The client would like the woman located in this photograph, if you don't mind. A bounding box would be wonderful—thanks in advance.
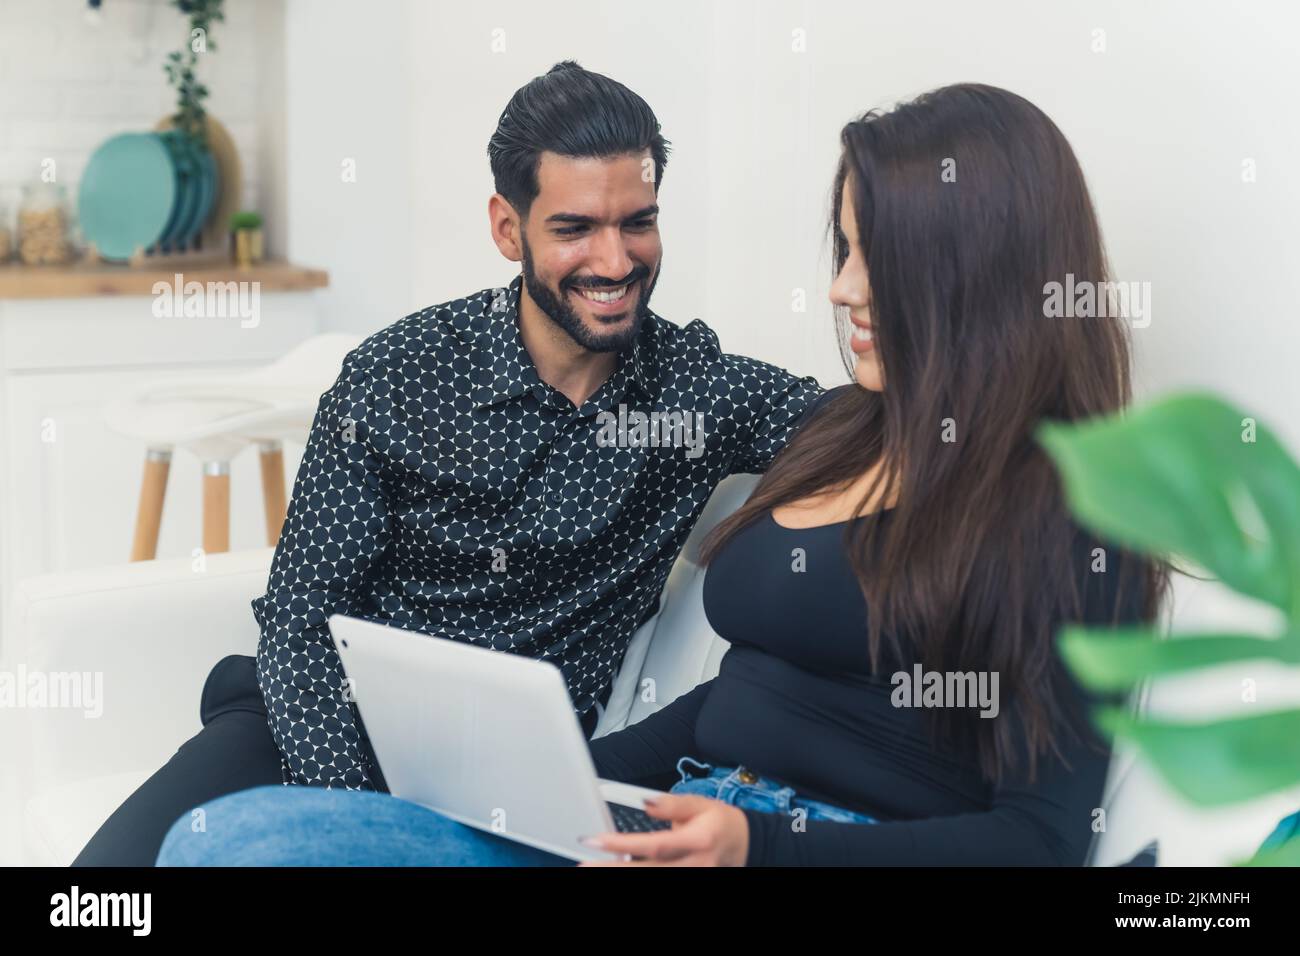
[156,83,1167,867]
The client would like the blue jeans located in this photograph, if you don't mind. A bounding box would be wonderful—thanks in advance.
[155,755,875,866]
[666,756,878,824]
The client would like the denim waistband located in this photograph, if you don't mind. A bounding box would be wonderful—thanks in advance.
[669,755,878,825]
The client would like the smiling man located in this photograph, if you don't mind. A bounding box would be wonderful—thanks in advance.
[508,155,660,355]
[75,61,823,867]
[489,130,664,408]
[486,60,672,418]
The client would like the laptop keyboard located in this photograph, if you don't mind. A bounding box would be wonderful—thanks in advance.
[607,801,672,833]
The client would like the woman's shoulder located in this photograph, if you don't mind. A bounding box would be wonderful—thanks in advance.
[797,382,861,427]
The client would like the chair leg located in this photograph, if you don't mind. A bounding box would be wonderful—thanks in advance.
[130,448,171,561]
[258,440,287,547]
[202,460,231,554]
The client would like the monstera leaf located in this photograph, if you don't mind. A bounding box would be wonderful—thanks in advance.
[1036,391,1300,864]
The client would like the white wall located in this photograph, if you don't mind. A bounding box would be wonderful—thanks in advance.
[281,0,414,333]
[288,0,1299,444]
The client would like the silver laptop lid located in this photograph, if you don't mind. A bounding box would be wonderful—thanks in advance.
[328,613,616,861]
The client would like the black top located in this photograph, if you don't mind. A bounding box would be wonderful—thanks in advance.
[589,387,1144,865]
[253,274,822,790]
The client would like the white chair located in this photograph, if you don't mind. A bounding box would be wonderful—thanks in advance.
[103,333,362,561]
[5,473,1294,866]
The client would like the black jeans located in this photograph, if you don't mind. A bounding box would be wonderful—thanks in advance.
[72,652,611,867]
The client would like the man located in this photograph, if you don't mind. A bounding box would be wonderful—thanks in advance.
[74,60,822,863]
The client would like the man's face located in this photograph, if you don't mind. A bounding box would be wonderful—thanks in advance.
[518,150,662,352]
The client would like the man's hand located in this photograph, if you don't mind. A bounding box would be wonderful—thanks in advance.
[577,794,749,867]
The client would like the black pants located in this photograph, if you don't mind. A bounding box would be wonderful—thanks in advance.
[72,653,610,867]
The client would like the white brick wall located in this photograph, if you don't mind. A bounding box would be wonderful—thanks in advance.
[0,0,276,239]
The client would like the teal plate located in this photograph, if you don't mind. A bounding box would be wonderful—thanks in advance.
[155,131,191,249]
[161,130,200,251]
[202,146,221,240]
[78,132,177,261]
[190,144,217,241]
[174,132,205,248]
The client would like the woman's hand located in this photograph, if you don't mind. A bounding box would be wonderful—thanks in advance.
[577,794,750,866]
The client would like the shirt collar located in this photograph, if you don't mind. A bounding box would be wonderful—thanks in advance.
[471,275,657,411]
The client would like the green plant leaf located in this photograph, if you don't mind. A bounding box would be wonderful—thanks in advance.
[1095,706,1300,806]
[1241,838,1300,866]
[1037,392,1300,613]
[1059,625,1300,690]
[229,210,263,230]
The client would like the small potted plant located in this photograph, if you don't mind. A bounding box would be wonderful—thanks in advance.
[229,210,263,267]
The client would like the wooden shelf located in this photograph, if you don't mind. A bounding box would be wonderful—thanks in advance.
[0,257,329,300]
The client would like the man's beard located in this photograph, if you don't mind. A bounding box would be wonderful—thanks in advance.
[520,234,658,353]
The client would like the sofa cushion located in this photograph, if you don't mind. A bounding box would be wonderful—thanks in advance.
[24,771,150,867]
[591,474,756,737]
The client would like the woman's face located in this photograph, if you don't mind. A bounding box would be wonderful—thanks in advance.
[830,177,883,391]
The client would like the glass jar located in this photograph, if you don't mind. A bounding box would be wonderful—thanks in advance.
[17,181,73,266]
[0,199,12,263]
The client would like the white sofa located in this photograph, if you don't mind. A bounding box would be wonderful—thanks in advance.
[4,474,1295,866]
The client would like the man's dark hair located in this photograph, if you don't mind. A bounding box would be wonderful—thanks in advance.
[487,60,671,218]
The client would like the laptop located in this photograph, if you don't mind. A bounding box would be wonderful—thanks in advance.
[328,613,671,862]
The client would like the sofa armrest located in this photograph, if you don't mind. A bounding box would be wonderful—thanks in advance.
[6,547,274,797]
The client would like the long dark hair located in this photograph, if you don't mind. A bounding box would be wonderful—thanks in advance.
[703,84,1169,785]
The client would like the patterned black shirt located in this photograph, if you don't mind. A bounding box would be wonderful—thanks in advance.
[252,275,823,789]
